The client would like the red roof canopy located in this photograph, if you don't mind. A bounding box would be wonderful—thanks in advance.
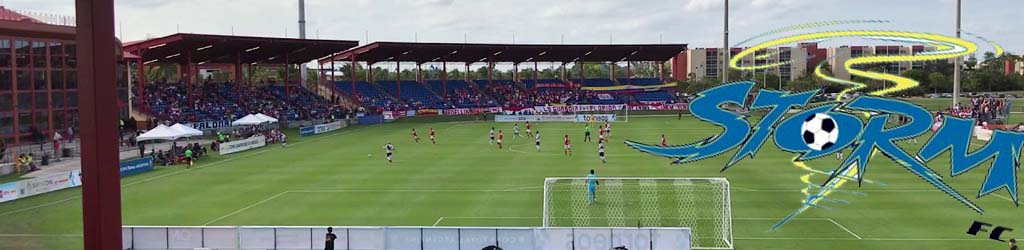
[321,42,687,65]
[122,33,359,65]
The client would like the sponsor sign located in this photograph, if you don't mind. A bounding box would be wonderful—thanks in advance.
[314,121,344,134]
[119,157,155,177]
[383,112,395,120]
[494,115,576,122]
[406,110,417,117]
[441,107,503,115]
[575,114,617,123]
[417,109,440,116]
[220,135,267,155]
[0,182,19,203]
[185,120,231,130]
[299,126,316,136]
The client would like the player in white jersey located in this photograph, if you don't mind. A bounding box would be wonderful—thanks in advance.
[513,123,521,139]
[534,130,542,151]
[384,142,394,163]
[598,140,606,164]
[489,127,495,144]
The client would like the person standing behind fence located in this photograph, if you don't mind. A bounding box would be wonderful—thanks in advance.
[325,227,337,250]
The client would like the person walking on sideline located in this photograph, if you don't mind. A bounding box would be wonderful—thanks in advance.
[325,227,338,250]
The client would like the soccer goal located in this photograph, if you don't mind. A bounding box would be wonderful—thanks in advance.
[542,177,733,249]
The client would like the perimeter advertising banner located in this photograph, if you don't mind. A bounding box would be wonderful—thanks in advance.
[494,115,576,122]
[0,170,83,203]
[219,135,266,155]
[119,157,155,177]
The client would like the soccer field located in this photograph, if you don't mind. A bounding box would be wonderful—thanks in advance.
[0,115,1018,250]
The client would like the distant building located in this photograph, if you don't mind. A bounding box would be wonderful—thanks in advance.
[0,6,131,144]
[826,45,937,81]
[682,46,810,82]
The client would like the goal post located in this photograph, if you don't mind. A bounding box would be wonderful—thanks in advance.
[542,177,733,249]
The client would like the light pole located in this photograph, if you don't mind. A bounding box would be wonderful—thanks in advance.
[953,0,962,106]
[722,0,730,83]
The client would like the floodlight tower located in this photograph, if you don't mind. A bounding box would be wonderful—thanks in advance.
[298,0,308,85]
[952,0,962,106]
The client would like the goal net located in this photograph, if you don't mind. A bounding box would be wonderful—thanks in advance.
[543,177,733,249]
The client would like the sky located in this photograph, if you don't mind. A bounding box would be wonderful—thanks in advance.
[5,0,1022,55]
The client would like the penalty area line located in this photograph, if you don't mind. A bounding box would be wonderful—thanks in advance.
[202,191,290,226]
[827,218,862,239]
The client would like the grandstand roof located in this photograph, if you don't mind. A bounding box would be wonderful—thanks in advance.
[320,42,687,64]
[122,33,359,65]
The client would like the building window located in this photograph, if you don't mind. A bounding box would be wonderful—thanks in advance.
[52,92,64,108]
[64,43,76,69]
[17,112,31,133]
[34,70,46,90]
[32,41,47,68]
[0,70,10,91]
[67,91,77,108]
[34,93,47,109]
[50,42,62,68]
[16,70,30,90]
[14,40,29,68]
[0,94,10,111]
[17,93,30,111]
[0,113,11,136]
[0,40,10,68]
[52,111,64,130]
[35,111,48,132]
[51,70,63,89]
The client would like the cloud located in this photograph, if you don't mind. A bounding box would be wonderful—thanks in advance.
[684,0,723,12]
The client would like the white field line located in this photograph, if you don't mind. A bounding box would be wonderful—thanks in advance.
[735,237,986,241]
[827,218,863,239]
[432,217,446,227]
[0,197,79,217]
[0,234,82,237]
[0,129,362,217]
[202,191,290,226]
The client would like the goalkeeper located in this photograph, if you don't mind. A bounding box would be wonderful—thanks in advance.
[586,169,600,204]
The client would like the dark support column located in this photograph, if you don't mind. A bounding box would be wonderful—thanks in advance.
[659,62,665,82]
[487,60,493,86]
[560,62,567,81]
[234,52,242,106]
[610,61,616,80]
[137,50,146,108]
[513,63,519,83]
[441,61,447,97]
[284,55,290,96]
[533,61,538,88]
[416,63,422,83]
[76,0,123,249]
[185,51,194,107]
[367,63,373,83]
[578,61,584,82]
[465,63,470,83]
[396,62,401,100]
[350,58,357,95]
[626,61,632,85]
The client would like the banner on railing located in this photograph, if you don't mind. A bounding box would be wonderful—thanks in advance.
[120,157,154,177]
[0,170,82,203]
[220,135,266,155]
[441,107,503,116]
[575,114,617,123]
[185,120,231,130]
[495,115,576,122]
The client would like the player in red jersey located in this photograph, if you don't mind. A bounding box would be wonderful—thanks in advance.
[412,128,420,143]
[429,128,436,144]
[563,134,572,156]
[525,121,533,136]
[497,130,504,149]
[661,134,667,146]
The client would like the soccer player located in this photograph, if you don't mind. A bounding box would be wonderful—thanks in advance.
[489,127,496,144]
[280,133,287,148]
[598,130,605,143]
[525,121,533,136]
[412,128,420,143]
[384,142,394,163]
[497,130,504,149]
[429,128,436,144]
[184,147,194,169]
[661,134,667,147]
[598,140,606,164]
[534,130,542,151]
[513,123,521,139]
[586,169,600,204]
[563,134,572,156]
[584,124,592,142]
[604,121,611,138]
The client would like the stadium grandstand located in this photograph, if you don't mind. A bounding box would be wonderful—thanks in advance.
[317,42,687,112]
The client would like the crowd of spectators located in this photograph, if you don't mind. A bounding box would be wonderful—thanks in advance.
[942,96,1012,125]
[137,81,351,124]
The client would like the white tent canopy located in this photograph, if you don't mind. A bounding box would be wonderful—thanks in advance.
[170,123,204,137]
[231,114,267,126]
[255,113,278,123]
[136,124,189,142]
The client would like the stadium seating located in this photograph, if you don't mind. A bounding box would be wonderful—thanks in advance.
[578,78,618,87]
[633,90,677,103]
[425,80,495,108]
[140,82,347,123]
[620,78,664,86]
[378,80,445,109]
[334,81,396,109]
[520,79,563,89]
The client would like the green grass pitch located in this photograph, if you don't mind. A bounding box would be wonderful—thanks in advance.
[0,114,1019,249]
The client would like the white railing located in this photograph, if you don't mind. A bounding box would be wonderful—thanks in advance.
[121,226,692,250]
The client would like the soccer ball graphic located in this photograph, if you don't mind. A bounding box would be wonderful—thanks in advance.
[801,113,839,151]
